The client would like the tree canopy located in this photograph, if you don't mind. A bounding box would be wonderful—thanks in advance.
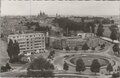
[90,59,101,75]
[113,44,119,54]
[106,63,113,74]
[7,39,20,63]
[52,17,96,35]
[74,46,78,51]
[76,58,86,73]
[7,39,14,59]
[63,62,69,71]
[27,57,54,71]
[27,57,54,77]
[110,30,118,41]
[96,23,104,37]
[82,43,89,51]
[65,46,70,51]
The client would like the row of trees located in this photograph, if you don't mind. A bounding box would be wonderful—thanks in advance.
[96,23,119,42]
[65,43,89,52]
[23,56,113,77]
[25,21,51,32]
[53,17,119,42]
[7,39,20,63]
[52,18,96,36]
[63,59,113,75]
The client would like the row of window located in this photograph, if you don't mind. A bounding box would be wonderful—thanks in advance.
[21,49,45,53]
[19,41,44,44]
[9,34,44,39]
[20,46,45,50]
[19,43,44,47]
[26,37,44,40]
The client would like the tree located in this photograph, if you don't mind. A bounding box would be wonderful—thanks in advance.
[92,47,95,50]
[100,44,105,49]
[112,72,120,78]
[65,46,70,51]
[96,23,104,37]
[110,30,118,42]
[106,63,113,75]
[91,23,96,34]
[7,39,13,59]
[90,59,101,75]
[63,62,69,71]
[82,43,89,52]
[109,24,119,32]
[76,58,86,73]
[74,46,78,51]
[6,63,12,70]
[27,57,54,77]
[113,44,119,55]
[48,50,55,59]
[50,50,55,56]
[12,40,20,60]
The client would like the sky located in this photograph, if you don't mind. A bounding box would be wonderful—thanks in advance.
[1,0,120,16]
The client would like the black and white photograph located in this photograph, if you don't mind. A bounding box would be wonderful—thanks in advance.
[0,0,120,78]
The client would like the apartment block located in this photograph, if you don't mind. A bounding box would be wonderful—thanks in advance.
[8,33,45,54]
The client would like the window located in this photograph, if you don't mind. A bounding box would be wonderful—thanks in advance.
[20,48,26,50]
[19,45,25,47]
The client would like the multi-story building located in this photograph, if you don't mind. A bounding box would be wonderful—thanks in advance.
[61,37,86,50]
[8,33,45,54]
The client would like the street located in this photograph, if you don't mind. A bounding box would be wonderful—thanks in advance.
[0,39,9,66]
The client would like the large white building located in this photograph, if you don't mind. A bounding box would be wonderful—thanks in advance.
[8,33,46,54]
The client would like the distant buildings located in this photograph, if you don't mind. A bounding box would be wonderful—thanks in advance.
[8,33,46,54]
[49,33,94,50]
[62,37,86,50]
[77,33,94,39]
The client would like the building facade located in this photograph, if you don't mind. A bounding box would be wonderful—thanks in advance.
[8,33,45,54]
[61,37,86,50]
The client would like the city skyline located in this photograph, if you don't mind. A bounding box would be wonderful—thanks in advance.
[1,1,120,16]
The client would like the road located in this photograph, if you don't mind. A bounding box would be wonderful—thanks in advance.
[0,39,9,66]
[53,42,120,78]
[0,38,120,77]
[0,39,29,77]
